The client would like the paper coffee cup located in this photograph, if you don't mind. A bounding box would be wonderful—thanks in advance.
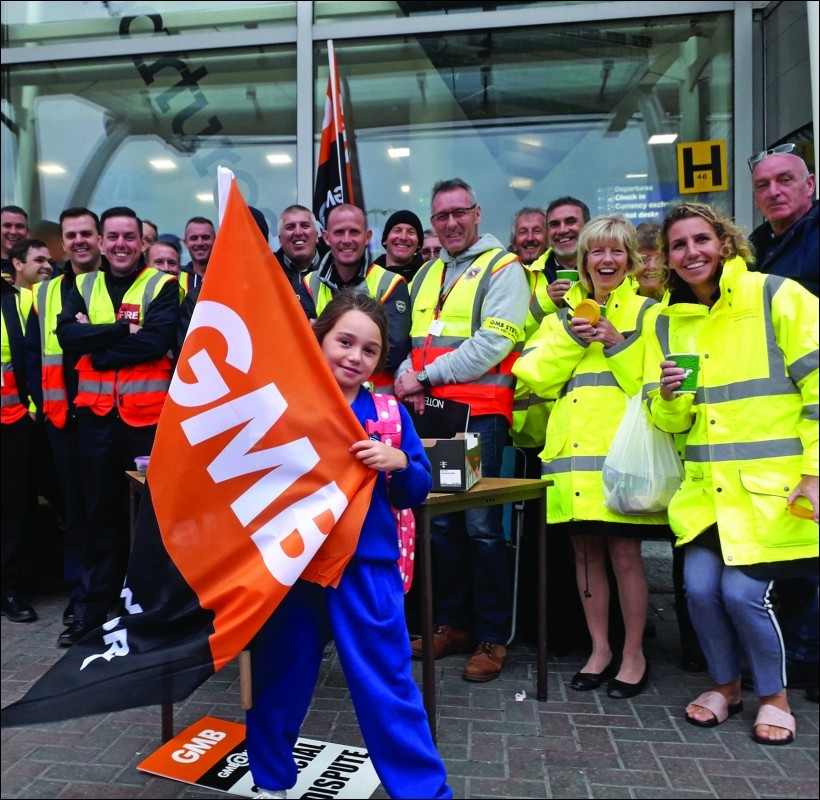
[666,353,700,394]
[556,269,579,283]
[135,456,150,475]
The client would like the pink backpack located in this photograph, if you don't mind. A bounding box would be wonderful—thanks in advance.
[365,393,416,593]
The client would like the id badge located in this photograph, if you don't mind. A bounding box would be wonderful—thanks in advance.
[428,319,445,336]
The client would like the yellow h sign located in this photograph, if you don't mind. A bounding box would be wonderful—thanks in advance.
[677,140,728,194]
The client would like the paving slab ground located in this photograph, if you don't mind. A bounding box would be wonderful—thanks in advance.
[2,582,818,799]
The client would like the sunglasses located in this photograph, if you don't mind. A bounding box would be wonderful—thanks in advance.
[747,143,796,171]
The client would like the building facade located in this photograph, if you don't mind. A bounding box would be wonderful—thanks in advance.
[1,1,816,250]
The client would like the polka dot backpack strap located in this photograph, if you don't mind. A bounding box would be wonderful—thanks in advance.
[365,393,416,593]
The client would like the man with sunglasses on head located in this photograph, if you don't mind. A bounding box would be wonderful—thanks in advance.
[748,144,819,705]
[749,143,818,296]
[394,177,529,682]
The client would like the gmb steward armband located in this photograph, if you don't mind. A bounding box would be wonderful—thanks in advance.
[483,316,522,342]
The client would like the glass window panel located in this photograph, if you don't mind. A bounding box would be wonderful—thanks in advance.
[319,13,733,254]
[2,1,296,49]
[2,45,297,242]
[314,1,595,24]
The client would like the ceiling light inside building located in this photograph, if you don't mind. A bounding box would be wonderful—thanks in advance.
[266,153,292,165]
[150,159,177,170]
[38,163,66,175]
[648,134,678,145]
[510,177,533,190]
[625,173,648,179]
[196,192,213,203]
[400,184,410,193]
[388,147,410,158]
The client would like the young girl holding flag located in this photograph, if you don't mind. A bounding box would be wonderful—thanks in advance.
[247,290,451,799]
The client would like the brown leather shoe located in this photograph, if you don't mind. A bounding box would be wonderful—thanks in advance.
[462,642,506,682]
[410,624,471,660]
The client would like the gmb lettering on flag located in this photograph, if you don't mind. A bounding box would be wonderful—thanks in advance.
[1,179,376,727]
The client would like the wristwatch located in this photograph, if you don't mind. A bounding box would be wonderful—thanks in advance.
[417,369,432,390]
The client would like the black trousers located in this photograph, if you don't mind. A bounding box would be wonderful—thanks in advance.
[74,413,156,626]
[1,415,37,593]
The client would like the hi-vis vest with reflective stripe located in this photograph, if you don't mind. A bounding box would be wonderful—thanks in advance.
[305,263,405,387]
[409,248,522,421]
[1,287,31,424]
[646,256,819,565]
[74,268,174,427]
[33,277,69,428]
[304,262,404,315]
[511,250,561,447]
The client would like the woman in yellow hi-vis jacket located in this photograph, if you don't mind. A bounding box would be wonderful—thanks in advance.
[514,215,664,700]
[646,203,818,746]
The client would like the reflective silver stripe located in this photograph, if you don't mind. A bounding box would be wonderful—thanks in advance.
[804,403,819,421]
[374,270,399,300]
[42,389,67,401]
[701,375,797,404]
[542,455,607,474]
[119,379,171,395]
[528,394,549,408]
[470,250,507,333]
[77,378,114,393]
[1,363,13,373]
[684,438,804,463]
[529,293,546,324]
[468,372,516,389]
[559,371,621,397]
[513,398,529,412]
[141,271,166,319]
[789,349,819,384]
[409,258,438,305]
[42,354,62,366]
[1,393,22,407]
[79,272,97,308]
[655,313,671,356]
[36,280,50,346]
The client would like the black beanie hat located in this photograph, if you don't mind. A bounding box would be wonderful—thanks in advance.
[248,206,270,243]
[381,210,424,249]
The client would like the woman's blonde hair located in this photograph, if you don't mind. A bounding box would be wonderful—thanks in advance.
[658,203,753,292]
[576,215,642,293]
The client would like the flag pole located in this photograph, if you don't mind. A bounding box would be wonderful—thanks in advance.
[327,40,346,202]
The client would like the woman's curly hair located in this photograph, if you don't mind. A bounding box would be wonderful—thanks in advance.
[658,203,753,292]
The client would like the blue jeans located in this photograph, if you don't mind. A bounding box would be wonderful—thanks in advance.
[684,546,786,696]
[431,414,511,644]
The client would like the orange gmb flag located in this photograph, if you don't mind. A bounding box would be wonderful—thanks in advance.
[150,179,376,670]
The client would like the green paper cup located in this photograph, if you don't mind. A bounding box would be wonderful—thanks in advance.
[556,269,579,283]
[667,353,700,394]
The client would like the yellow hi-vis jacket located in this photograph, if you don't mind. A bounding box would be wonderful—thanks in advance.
[510,249,561,448]
[513,278,664,524]
[643,256,819,565]
[1,287,32,424]
[32,277,69,428]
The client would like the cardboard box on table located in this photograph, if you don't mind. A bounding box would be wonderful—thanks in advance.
[406,395,482,492]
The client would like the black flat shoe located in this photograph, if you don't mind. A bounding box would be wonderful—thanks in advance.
[1,592,37,623]
[62,598,77,626]
[58,620,93,647]
[571,661,617,691]
[607,662,650,699]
